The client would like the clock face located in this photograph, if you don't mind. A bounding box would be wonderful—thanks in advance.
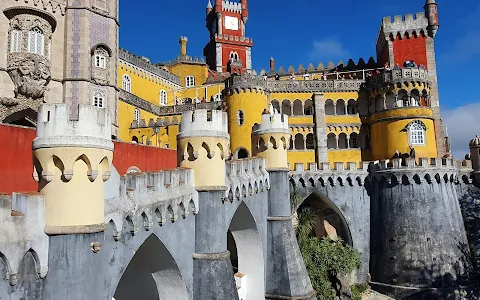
[225,16,239,31]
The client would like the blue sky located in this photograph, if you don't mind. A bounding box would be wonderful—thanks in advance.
[119,0,480,158]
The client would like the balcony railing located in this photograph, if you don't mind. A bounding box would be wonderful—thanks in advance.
[367,68,429,88]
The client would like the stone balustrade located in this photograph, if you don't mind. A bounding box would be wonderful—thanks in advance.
[104,168,198,239]
[225,158,270,201]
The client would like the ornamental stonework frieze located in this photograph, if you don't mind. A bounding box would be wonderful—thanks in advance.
[7,52,51,104]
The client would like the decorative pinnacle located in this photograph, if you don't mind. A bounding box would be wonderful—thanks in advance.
[207,0,212,8]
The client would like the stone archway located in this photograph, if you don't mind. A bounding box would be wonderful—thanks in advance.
[113,234,188,300]
[296,191,353,246]
[227,202,265,300]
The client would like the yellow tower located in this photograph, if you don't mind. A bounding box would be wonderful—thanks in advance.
[224,75,269,159]
[252,112,291,170]
[33,104,113,235]
[368,68,438,160]
[177,109,230,189]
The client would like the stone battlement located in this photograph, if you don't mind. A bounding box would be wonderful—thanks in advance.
[367,68,429,89]
[119,49,181,85]
[253,113,289,135]
[33,104,113,151]
[178,109,229,139]
[222,0,242,13]
[215,34,252,45]
[225,158,270,200]
[0,193,48,285]
[105,168,198,239]
[382,12,428,35]
[12,0,66,15]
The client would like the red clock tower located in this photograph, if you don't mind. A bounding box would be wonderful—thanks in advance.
[204,0,253,75]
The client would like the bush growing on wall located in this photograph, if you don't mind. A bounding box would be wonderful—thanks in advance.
[295,206,362,299]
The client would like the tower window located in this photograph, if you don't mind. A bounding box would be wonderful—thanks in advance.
[28,27,44,55]
[160,90,168,105]
[10,29,22,53]
[93,91,105,108]
[134,108,140,122]
[409,121,426,145]
[94,48,108,69]
[185,75,195,87]
[122,74,132,92]
[236,110,245,126]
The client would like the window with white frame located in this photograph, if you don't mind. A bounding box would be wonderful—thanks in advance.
[409,121,425,145]
[185,75,195,87]
[134,108,140,122]
[93,91,105,108]
[160,90,167,106]
[94,47,108,69]
[122,74,132,92]
[28,27,44,55]
[10,29,22,53]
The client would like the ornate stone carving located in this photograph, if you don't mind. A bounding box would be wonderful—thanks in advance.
[7,52,51,102]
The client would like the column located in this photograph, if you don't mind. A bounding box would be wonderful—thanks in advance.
[312,93,328,162]
[265,171,316,300]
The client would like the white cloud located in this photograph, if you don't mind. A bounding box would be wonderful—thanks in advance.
[308,39,349,62]
[442,103,480,159]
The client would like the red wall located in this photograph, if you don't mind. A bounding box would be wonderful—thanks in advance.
[0,124,177,194]
[392,35,428,68]
[113,141,177,175]
[222,43,246,68]
[0,124,37,194]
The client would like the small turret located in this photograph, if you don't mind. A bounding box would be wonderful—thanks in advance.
[33,104,113,235]
[241,0,248,23]
[269,57,275,75]
[179,36,188,57]
[424,0,439,37]
[177,110,230,189]
[469,135,480,173]
[252,113,290,170]
[206,0,213,16]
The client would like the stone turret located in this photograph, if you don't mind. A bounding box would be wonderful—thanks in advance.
[469,135,480,173]
[33,104,113,235]
[369,157,474,298]
[252,113,290,170]
[177,109,230,190]
[424,0,439,37]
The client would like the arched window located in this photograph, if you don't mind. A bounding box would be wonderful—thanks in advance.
[230,52,239,61]
[409,121,426,145]
[28,27,44,55]
[282,100,291,116]
[350,133,358,148]
[336,99,346,115]
[347,99,357,115]
[134,108,140,122]
[327,133,337,149]
[93,91,105,108]
[185,75,195,87]
[293,99,303,115]
[338,133,348,149]
[10,29,22,53]
[160,90,167,106]
[306,133,315,149]
[304,99,314,115]
[236,110,245,126]
[325,99,335,115]
[294,133,305,150]
[94,47,108,69]
[122,74,132,92]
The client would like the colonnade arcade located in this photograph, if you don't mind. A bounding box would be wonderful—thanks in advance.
[369,88,429,113]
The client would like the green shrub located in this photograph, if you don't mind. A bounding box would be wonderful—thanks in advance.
[352,283,369,300]
[295,207,362,299]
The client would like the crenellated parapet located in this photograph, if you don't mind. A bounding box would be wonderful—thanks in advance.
[367,68,430,92]
[33,104,113,234]
[371,157,459,185]
[252,113,290,170]
[224,74,364,95]
[289,161,371,188]
[12,0,66,15]
[0,193,48,285]
[104,168,198,240]
[225,158,270,201]
[177,109,230,189]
